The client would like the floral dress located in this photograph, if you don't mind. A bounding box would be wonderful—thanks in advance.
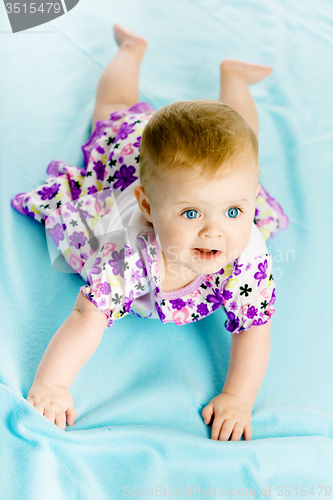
[11,102,289,333]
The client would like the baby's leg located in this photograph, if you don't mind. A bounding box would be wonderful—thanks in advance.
[219,60,272,136]
[91,23,148,131]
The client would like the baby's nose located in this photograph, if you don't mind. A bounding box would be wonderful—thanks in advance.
[199,221,223,239]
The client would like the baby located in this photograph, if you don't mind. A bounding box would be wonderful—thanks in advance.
[11,23,288,440]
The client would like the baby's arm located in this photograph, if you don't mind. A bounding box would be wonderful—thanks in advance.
[202,320,271,441]
[27,292,108,430]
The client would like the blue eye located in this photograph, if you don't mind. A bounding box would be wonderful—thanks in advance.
[226,207,240,218]
[182,209,199,219]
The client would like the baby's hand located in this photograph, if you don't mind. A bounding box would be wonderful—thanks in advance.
[26,382,77,431]
[202,392,252,441]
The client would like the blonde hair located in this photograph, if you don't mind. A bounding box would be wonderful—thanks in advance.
[139,99,259,203]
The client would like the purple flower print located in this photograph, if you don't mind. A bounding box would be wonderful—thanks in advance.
[113,165,138,192]
[99,297,107,308]
[229,301,238,311]
[115,122,135,141]
[88,186,98,195]
[100,282,111,295]
[254,259,268,286]
[252,318,265,327]
[130,269,141,284]
[46,161,61,176]
[170,298,187,310]
[38,183,61,200]
[255,208,259,217]
[80,252,88,261]
[118,156,124,164]
[269,288,276,306]
[233,262,243,276]
[81,166,87,177]
[49,223,66,246]
[206,288,223,312]
[110,110,126,121]
[133,136,141,148]
[135,257,147,278]
[96,145,105,155]
[23,206,35,219]
[93,160,106,181]
[186,298,195,309]
[125,246,135,257]
[108,249,125,278]
[67,203,78,213]
[245,262,252,271]
[124,290,134,313]
[222,289,233,301]
[135,257,147,277]
[69,179,81,200]
[225,311,240,333]
[197,303,209,317]
[246,306,258,319]
[91,257,102,275]
[92,188,110,201]
[87,257,102,285]
[69,231,88,249]
[155,301,165,321]
[79,209,92,221]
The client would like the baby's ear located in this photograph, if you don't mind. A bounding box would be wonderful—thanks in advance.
[133,185,141,203]
[133,185,152,222]
[256,183,261,196]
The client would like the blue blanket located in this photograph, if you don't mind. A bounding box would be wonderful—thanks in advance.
[1,0,333,497]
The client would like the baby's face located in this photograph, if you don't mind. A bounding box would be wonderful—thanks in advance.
[134,156,260,279]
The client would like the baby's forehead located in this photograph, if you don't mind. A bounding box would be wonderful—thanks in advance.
[159,159,257,186]
[152,164,257,206]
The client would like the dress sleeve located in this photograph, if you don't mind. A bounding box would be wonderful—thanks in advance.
[222,253,276,334]
[80,241,149,328]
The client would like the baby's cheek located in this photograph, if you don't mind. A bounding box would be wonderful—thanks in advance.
[229,233,250,260]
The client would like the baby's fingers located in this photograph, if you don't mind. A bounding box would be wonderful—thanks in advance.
[44,407,57,426]
[243,423,252,441]
[218,418,236,441]
[65,405,77,427]
[31,400,46,416]
[211,415,224,440]
[41,407,67,431]
[229,422,246,441]
[26,397,46,418]
[202,403,214,425]
[55,412,67,431]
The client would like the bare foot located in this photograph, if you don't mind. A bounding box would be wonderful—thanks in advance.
[113,23,148,51]
[220,59,272,85]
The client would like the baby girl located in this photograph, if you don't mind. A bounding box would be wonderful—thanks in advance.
[11,23,288,440]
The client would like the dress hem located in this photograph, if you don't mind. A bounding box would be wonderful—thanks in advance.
[79,289,114,328]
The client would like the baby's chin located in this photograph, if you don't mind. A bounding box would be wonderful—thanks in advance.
[183,249,243,275]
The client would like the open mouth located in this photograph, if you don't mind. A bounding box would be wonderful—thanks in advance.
[192,248,222,259]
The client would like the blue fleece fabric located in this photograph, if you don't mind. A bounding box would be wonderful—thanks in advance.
[1,0,333,498]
